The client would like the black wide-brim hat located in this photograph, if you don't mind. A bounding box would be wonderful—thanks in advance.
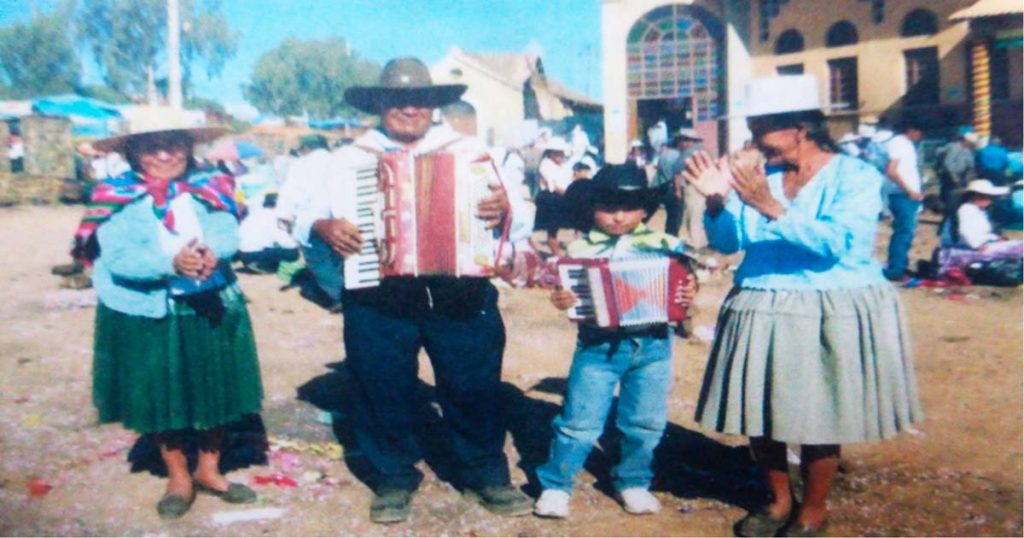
[345,57,467,114]
[566,164,660,226]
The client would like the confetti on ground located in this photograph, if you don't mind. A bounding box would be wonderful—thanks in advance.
[253,473,298,488]
[27,479,53,498]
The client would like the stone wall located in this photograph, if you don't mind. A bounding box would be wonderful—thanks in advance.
[0,172,63,206]
[22,115,73,178]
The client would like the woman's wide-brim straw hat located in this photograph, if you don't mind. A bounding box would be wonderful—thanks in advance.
[345,57,467,114]
[730,75,826,120]
[960,179,1010,197]
[92,106,227,153]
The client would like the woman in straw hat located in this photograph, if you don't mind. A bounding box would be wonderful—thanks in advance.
[683,76,921,537]
[73,107,263,519]
[936,178,1023,278]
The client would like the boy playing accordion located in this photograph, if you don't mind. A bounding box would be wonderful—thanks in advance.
[534,164,697,518]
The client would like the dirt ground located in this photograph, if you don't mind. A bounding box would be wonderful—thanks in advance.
[0,205,1021,536]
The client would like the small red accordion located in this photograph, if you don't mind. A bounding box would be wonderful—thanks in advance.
[557,255,691,328]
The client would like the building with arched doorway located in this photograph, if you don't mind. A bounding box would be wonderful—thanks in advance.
[603,0,750,161]
[602,0,1019,161]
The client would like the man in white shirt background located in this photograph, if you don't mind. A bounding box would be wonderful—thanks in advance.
[882,118,925,281]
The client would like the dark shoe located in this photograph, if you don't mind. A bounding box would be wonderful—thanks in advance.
[156,492,195,519]
[782,521,829,537]
[195,481,257,504]
[463,484,532,516]
[370,488,414,524]
[735,509,791,537]
[51,261,83,276]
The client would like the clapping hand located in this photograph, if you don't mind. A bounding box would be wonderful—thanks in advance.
[196,244,217,280]
[477,183,510,230]
[682,151,733,198]
[730,159,784,219]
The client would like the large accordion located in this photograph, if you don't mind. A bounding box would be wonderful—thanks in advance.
[344,151,507,289]
[557,255,691,328]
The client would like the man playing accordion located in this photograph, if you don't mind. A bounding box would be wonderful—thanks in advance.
[291,57,531,524]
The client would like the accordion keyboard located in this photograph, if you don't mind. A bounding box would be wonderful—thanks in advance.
[346,163,382,289]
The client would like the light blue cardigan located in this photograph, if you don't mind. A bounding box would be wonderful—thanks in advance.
[704,154,889,290]
[92,195,240,318]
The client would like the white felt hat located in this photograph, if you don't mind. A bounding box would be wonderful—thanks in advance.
[737,75,824,118]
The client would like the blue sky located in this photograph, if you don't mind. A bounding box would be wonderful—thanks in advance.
[0,0,603,110]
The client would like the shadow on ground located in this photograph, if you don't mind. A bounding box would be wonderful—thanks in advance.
[291,362,766,512]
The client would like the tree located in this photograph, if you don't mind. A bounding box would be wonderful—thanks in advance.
[244,38,380,119]
[77,0,238,100]
[0,12,81,98]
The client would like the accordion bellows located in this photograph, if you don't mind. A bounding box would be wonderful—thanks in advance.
[344,151,506,289]
[558,255,690,328]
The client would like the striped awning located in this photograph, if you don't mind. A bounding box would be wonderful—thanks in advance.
[950,0,1024,21]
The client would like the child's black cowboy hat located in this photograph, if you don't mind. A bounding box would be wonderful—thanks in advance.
[565,164,660,230]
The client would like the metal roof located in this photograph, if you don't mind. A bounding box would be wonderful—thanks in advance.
[950,0,1024,21]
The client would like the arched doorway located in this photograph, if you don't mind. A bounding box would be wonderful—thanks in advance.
[626,4,724,155]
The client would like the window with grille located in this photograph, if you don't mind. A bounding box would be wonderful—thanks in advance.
[904,47,939,105]
[828,57,859,110]
[626,5,723,121]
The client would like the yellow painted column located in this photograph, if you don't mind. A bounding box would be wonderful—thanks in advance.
[971,39,992,137]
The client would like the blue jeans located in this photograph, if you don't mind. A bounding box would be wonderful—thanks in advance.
[536,328,673,493]
[885,192,922,280]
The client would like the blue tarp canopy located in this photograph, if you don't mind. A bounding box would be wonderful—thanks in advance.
[32,94,123,138]
[308,118,364,130]
[32,94,122,119]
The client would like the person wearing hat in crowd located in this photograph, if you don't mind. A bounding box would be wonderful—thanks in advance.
[627,139,647,169]
[652,127,702,238]
[935,128,977,214]
[291,57,530,523]
[936,179,1023,278]
[882,117,926,281]
[276,134,341,308]
[72,107,263,519]
[534,164,697,519]
[684,75,921,537]
[534,136,574,257]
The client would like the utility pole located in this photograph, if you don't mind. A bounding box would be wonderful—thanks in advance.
[167,0,183,109]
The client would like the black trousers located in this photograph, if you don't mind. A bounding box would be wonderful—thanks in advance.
[341,278,511,491]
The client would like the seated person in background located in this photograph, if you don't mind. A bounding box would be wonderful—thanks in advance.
[937,179,1023,277]
[238,193,300,273]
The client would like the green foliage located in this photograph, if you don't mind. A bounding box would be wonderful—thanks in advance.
[186,95,225,114]
[244,37,380,119]
[0,12,81,98]
[76,85,130,104]
[77,0,238,99]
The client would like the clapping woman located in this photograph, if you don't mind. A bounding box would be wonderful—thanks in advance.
[683,77,922,536]
[74,109,263,519]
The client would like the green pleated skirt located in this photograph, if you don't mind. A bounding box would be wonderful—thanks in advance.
[695,283,922,445]
[93,285,264,434]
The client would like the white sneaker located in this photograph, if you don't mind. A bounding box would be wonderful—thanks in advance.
[533,489,570,518]
[618,488,661,515]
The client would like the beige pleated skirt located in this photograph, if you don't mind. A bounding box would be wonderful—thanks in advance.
[695,283,922,445]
